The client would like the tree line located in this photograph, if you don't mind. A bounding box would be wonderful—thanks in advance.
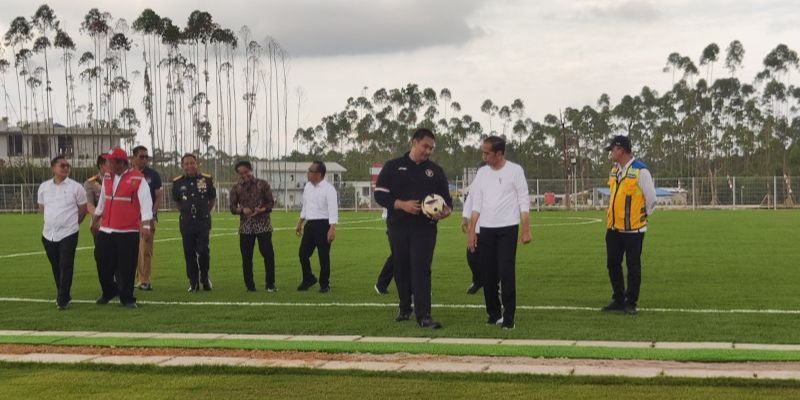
[296,41,800,185]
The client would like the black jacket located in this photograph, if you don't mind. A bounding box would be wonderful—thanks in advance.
[374,152,452,226]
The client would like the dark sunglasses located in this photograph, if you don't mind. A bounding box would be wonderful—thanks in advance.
[57,163,71,169]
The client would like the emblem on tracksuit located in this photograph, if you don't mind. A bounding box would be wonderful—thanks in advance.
[425,169,433,177]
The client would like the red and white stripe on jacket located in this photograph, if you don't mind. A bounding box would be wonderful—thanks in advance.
[100,169,145,231]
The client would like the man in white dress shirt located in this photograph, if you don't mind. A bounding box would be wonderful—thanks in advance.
[91,147,153,309]
[295,161,339,293]
[467,136,532,330]
[38,156,88,310]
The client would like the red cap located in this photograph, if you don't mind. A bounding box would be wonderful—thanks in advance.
[102,147,129,161]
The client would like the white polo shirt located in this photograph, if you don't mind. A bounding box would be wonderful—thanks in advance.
[37,177,87,241]
[470,160,530,228]
[300,179,339,224]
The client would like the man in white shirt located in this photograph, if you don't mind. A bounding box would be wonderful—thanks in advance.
[295,161,338,293]
[91,147,153,309]
[38,156,88,310]
[602,135,657,315]
[467,136,532,330]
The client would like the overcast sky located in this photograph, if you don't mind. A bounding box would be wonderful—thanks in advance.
[2,0,799,152]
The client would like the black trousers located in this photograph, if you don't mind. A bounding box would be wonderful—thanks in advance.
[376,230,394,289]
[182,227,211,286]
[388,222,436,320]
[240,231,275,289]
[299,220,331,287]
[479,225,519,324]
[376,255,394,289]
[96,231,140,305]
[466,243,482,285]
[606,229,645,306]
[93,236,104,286]
[42,232,79,306]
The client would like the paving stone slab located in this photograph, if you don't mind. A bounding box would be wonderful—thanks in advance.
[574,340,653,348]
[734,343,800,351]
[500,339,576,347]
[238,359,276,367]
[89,332,160,339]
[429,338,503,345]
[653,342,733,349]
[401,361,488,373]
[486,364,574,375]
[90,356,172,365]
[287,335,361,342]
[0,354,23,361]
[266,359,327,368]
[28,331,98,337]
[0,330,36,336]
[573,366,663,378]
[160,356,245,366]
[16,353,98,363]
[756,371,800,380]
[223,334,293,341]
[662,368,757,379]
[153,333,227,340]
[320,361,404,372]
[358,336,431,344]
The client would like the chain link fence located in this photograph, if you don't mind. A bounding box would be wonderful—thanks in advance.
[3,176,798,213]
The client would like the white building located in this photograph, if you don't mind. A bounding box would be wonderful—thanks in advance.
[0,118,135,167]
[250,160,347,207]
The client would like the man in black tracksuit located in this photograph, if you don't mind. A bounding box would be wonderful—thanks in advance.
[374,128,453,329]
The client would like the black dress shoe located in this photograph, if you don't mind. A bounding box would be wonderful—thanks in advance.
[319,285,330,293]
[601,301,626,313]
[417,317,443,329]
[466,283,482,295]
[297,277,318,291]
[96,295,113,305]
[395,310,412,322]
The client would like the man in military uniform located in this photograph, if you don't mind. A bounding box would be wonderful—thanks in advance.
[172,153,216,292]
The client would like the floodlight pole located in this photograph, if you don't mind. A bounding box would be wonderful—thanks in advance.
[559,110,570,210]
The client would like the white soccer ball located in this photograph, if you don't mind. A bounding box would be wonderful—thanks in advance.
[422,194,446,218]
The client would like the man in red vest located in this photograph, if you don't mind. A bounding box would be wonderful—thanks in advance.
[91,147,153,309]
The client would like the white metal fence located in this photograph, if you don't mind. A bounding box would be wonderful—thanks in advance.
[2,176,797,213]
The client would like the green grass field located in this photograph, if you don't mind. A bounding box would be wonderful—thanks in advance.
[2,363,800,400]
[2,209,800,345]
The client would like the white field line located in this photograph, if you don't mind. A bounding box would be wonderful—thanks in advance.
[1,297,799,315]
[0,217,600,259]
[0,219,382,259]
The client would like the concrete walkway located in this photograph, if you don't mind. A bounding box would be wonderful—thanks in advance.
[2,329,800,380]
[2,329,800,351]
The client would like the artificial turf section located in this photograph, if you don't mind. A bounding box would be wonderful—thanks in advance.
[1,209,799,346]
